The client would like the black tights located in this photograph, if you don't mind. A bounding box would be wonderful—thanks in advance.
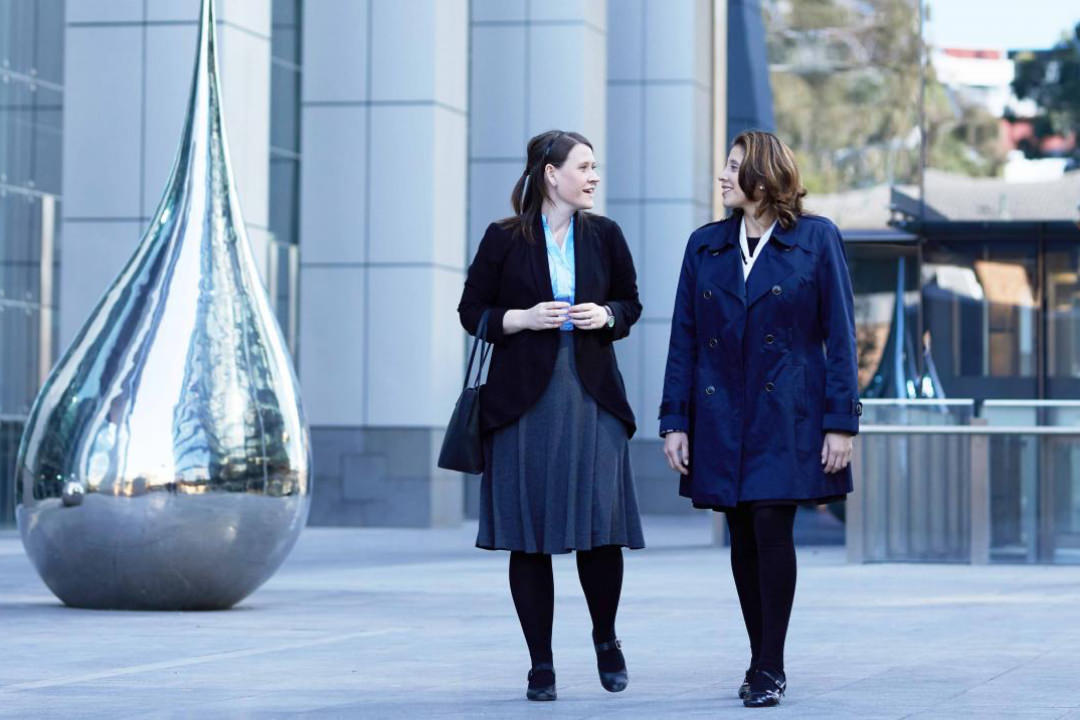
[508,546,623,668]
[724,504,797,674]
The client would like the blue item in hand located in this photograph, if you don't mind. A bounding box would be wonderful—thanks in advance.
[555,294,574,331]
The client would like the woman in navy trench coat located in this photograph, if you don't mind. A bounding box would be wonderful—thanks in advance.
[659,131,861,708]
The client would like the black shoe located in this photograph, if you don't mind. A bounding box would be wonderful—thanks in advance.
[743,668,786,708]
[593,639,628,693]
[738,666,755,700]
[526,663,556,701]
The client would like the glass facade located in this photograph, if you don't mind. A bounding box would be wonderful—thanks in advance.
[0,0,64,526]
[848,222,1079,402]
[760,2,1080,562]
[1047,238,1080,397]
[847,241,923,398]
[757,0,1080,401]
[762,0,923,230]
[762,1,1080,229]
[846,222,1080,402]
[269,0,301,358]
[922,230,1041,397]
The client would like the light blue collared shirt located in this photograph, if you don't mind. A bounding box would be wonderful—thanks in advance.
[542,215,575,330]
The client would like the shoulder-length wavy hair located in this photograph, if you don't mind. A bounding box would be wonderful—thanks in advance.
[730,130,807,230]
[499,130,593,244]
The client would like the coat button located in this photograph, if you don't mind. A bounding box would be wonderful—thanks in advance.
[708,338,718,348]
[771,285,782,296]
[705,385,715,396]
[764,334,775,344]
[703,289,712,300]
[764,382,775,392]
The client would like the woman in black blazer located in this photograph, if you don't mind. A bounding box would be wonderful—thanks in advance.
[458,130,644,702]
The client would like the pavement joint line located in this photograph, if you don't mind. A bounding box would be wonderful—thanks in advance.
[0,627,407,693]
[938,647,1055,704]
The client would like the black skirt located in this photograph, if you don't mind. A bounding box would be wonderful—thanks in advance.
[476,333,646,554]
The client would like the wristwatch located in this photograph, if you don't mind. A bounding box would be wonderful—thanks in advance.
[604,305,615,328]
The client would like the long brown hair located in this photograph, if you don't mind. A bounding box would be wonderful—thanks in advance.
[730,130,807,230]
[500,130,593,244]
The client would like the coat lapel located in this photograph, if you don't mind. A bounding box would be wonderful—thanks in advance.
[701,221,747,349]
[745,223,799,308]
[704,221,744,304]
[571,213,594,303]
[712,245,745,303]
[528,214,554,302]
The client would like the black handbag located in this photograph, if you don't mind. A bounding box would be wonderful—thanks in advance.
[437,309,492,474]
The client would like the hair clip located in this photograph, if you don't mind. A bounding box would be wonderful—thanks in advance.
[540,132,563,162]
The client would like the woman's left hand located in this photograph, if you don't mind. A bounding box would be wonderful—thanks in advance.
[821,432,853,474]
[568,303,608,330]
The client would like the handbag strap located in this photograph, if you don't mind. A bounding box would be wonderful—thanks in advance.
[463,309,493,391]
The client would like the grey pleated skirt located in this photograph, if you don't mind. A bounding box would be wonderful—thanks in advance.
[477,332,646,555]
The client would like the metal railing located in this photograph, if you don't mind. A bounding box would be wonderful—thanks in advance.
[849,399,1080,565]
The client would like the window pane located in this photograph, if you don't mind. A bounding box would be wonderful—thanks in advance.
[921,238,1040,396]
[0,0,63,526]
[271,0,300,66]
[269,156,298,247]
[1047,237,1080,397]
[0,299,40,415]
[0,192,44,303]
[270,65,299,154]
[848,243,923,397]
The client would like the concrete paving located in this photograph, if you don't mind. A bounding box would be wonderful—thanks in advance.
[2,513,1080,719]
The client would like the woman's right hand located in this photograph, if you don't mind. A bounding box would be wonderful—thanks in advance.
[663,432,690,475]
[505,301,571,333]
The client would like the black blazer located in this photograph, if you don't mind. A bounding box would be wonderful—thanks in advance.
[457,213,642,437]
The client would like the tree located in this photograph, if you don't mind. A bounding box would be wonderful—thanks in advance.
[764,0,1010,195]
[1011,22,1080,162]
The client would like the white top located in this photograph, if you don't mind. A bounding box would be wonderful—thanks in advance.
[739,216,778,283]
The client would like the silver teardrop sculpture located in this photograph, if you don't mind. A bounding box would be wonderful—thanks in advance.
[14,0,311,610]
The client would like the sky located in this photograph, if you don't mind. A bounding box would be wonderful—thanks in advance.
[926,0,1080,51]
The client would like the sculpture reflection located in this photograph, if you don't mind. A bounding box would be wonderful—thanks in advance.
[14,0,311,610]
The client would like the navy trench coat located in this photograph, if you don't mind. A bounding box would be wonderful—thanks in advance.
[659,213,861,509]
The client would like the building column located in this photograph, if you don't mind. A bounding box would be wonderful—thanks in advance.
[299,0,468,527]
[606,0,718,512]
[464,0,608,515]
[60,2,273,347]
[468,0,608,251]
